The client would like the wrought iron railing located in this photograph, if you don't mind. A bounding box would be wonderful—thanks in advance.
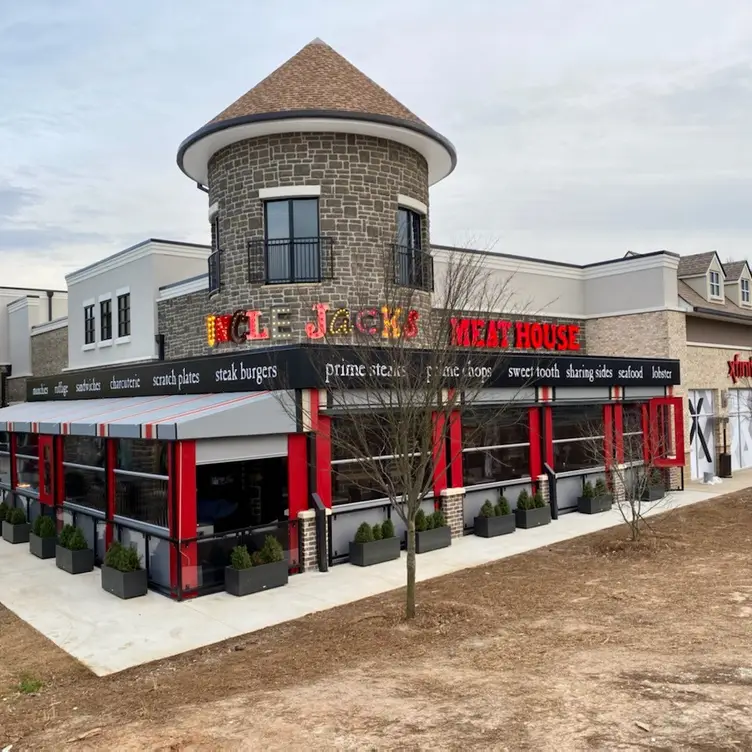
[248,236,334,284]
[207,250,221,293]
[393,244,434,291]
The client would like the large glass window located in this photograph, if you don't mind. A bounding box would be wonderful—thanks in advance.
[14,432,39,494]
[552,404,604,472]
[100,298,112,341]
[63,435,106,511]
[117,293,130,338]
[114,439,169,527]
[397,208,422,249]
[0,431,10,488]
[84,304,95,344]
[622,403,645,463]
[264,198,320,283]
[330,415,429,504]
[462,408,530,485]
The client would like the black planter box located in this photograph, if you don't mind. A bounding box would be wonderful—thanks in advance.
[415,526,452,554]
[515,505,552,530]
[577,494,613,515]
[349,536,401,567]
[642,485,666,501]
[225,559,289,597]
[2,521,30,544]
[56,545,95,575]
[29,532,56,559]
[474,514,516,538]
[101,565,148,599]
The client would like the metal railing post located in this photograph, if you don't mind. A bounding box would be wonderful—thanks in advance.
[543,462,558,520]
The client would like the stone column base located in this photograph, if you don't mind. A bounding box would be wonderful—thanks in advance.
[439,487,465,538]
[298,508,331,572]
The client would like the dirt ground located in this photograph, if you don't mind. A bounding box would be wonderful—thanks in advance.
[1,492,751,751]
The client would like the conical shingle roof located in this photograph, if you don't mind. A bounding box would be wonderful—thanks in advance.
[177,38,456,186]
[208,39,425,127]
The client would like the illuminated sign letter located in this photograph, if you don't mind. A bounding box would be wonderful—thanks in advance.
[381,307,402,339]
[328,308,352,335]
[355,308,378,335]
[246,310,269,340]
[305,303,329,340]
[403,310,419,338]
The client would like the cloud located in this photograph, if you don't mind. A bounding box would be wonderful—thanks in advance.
[2,0,752,286]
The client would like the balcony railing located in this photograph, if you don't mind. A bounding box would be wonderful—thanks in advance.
[393,244,434,291]
[207,250,221,293]
[248,237,334,284]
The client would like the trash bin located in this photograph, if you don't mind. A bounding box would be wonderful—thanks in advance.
[718,452,732,478]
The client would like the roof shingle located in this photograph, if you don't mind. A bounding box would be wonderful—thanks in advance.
[208,38,425,127]
[677,251,717,278]
[723,261,748,281]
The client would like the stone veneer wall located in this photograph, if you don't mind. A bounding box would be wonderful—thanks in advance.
[31,326,68,377]
[158,132,432,361]
[586,310,690,466]
[4,326,68,405]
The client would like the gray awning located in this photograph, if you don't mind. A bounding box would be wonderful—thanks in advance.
[0,392,295,440]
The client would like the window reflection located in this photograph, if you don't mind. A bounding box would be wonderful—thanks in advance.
[116,439,168,476]
[16,457,39,494]
[63,436,106,468]
[64,466,106,512]
[115,475,168,527]
[552,404,604,472]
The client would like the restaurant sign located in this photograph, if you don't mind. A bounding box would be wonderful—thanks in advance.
[206,303,419,348]
[26,346,681,402]
[728,353,752,384]
[450,318,581,351]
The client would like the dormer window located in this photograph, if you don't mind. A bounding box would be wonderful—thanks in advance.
[709,270,722,299]
[742,278,750,305]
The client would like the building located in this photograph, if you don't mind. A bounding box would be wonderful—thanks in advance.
[6,38,740,601]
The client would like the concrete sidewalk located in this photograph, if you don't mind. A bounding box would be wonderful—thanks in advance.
[0,483,737,676]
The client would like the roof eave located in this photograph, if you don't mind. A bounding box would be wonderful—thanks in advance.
[177,109,457,187]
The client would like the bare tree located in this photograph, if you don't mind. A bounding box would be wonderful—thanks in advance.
[297,243,530,619]
[578,408,673,542]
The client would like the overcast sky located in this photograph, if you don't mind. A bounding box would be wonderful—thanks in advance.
[2,1,752,288]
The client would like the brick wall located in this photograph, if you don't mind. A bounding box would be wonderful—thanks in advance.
[158,132,432,360]
[31,326,68,377]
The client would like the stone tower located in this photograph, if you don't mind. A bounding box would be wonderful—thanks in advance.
[163,39,456,358]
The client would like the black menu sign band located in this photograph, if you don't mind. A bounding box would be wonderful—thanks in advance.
[25,345,681,402]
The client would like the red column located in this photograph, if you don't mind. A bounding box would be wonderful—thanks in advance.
[432,412,448,498]
[543,406,554,468]
[528,407,542,483]
[37,435,54,506]
[170,440,197,598]
[604,404,614,471]
[613,403,624,464]
[448,410,463,488]
[105,439,117,549]
[54,436,64,530]
[310,390,332,508]
[287,433,307,563]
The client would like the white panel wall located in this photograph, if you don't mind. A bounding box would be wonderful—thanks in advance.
[432,247,679,319]
[66,241,209,371]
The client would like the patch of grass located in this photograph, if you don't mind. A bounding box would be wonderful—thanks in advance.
[18,674,43,694]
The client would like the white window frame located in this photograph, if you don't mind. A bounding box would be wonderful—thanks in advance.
[741,278,750,306]
[82,298,96,350]
[709,270,722,299]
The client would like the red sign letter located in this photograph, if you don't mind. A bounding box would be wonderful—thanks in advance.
[305,303,329,340]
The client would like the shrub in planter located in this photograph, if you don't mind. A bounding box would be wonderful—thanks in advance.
[56,524,94,574]
[29,515,57,559]
[642,469,666,501]
[578,479,613,515]
[0,501,9,527]
[415,509,451,554]
[515,489,551,529]
[350,519,400,567]
[101,541,148,599]
[474,497,516,538]
[2,506,30,544]
[225,535,288,597]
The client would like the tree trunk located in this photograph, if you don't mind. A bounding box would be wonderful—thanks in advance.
[405,517,416,620]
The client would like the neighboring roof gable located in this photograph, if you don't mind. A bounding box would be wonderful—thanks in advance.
[208,38,425,127]
[723,260,750,281]
[677,251,722,278]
